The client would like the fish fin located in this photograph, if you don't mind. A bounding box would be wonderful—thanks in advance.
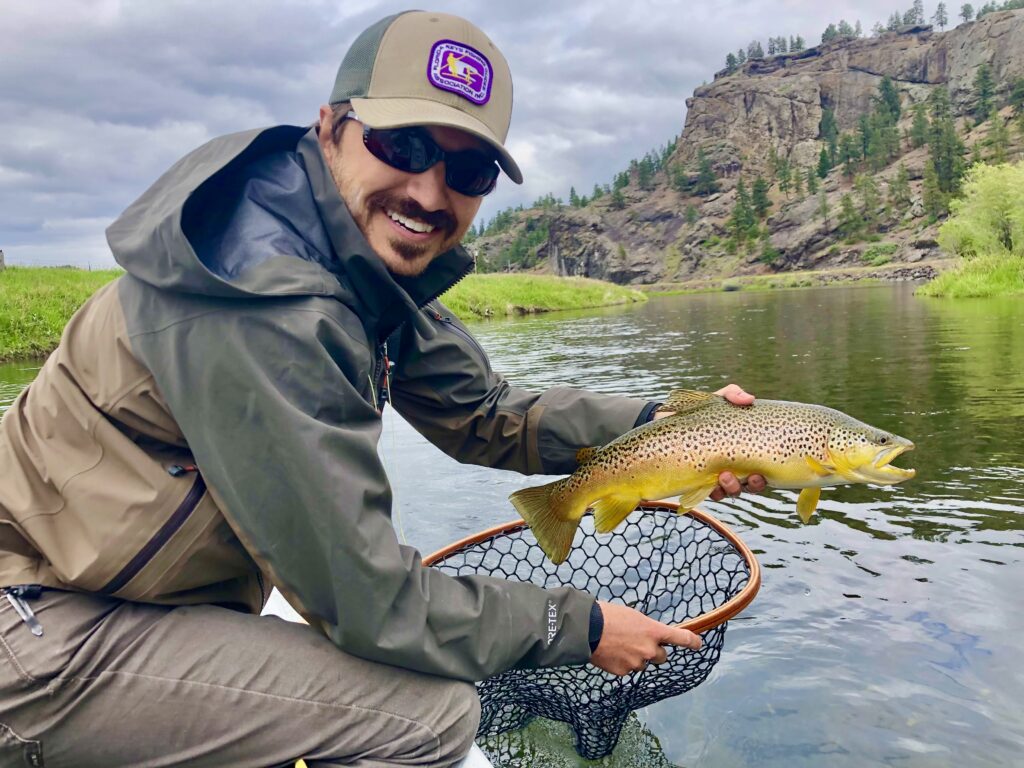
[576,446,601,464]
[677,482,718,511]
[825,446,858,480]
[660,389,720,416]
[797,487,821,523]
[805,455,834,477]
[591,495,641,533]
[509,480,579,564]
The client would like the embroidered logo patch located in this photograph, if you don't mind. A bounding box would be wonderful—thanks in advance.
[427,39,492,105]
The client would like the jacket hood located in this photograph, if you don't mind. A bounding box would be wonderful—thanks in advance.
[106,125,474,338]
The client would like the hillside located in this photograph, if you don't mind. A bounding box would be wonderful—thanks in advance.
[469,9,1024,285]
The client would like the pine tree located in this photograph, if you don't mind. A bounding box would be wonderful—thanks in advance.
[877,76,902,122]
[752,176,772,218]
[912,0,925,24]
[610,186,626,210]
[817,147,832,178]
[932,3,949,28]
[737,48,747,65]
[922,162,946,218]
[986,107,1010,164]
[793,166,805,198]
[730,179,757,241]
[778,36,788,53]
[855,174,881,230]
[888,164,912,210]
[820,107,839,163]
[973,63,995,124]
[726,52,739,73]
[855,20,864,37]
[685,204,699,226]
[591,183,604,201]
[928,87,966,196]
[839,133,861,177]
[569,186,580,207]
[806,167,820,194]
[888,11,903,30]
[960,3,974,22]
[838,20,856,38]
[872,21,887,36]
[822,23,839,43]
[777,157,793,196]
[818,189,831,226]
[694,149,720,196]
[767,38,777,56]
[1010,77,1024,114]
[747,40,765,59]
[793,35,806,51]
[910,102,930,148]
[838,193,863,239]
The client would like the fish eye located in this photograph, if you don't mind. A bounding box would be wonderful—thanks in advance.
[879,436,889,445]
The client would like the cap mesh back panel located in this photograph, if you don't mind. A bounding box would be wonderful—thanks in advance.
[429,505,752,760]
[330,12,404,103]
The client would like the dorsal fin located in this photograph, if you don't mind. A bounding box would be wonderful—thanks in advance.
[575,446,600,464]
[660,389,720,416]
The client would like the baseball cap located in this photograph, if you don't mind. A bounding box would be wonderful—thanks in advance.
[329,10,523,184]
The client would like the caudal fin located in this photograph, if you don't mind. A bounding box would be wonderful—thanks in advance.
[509,480,579,564]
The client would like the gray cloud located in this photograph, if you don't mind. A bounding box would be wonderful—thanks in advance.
[1,0,907,267]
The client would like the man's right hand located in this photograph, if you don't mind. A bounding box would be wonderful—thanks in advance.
[589,600,702,676]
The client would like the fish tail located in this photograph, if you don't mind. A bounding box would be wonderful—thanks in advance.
[509,480,579,564]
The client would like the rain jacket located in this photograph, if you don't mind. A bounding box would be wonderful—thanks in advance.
[0,125,654,681]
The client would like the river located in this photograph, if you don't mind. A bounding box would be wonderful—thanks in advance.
[2,283,1022,767]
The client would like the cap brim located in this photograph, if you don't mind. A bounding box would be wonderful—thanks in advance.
[350,97,523,185]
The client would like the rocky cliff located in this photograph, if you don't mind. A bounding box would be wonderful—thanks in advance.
[470,10,1024,284]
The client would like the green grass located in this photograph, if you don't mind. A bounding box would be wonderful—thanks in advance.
[916,252,1024,298]
[0,267,121,361]
[441,274,646,318]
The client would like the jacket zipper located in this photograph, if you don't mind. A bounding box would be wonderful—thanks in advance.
[99,470,207,595]
[427,302,489,360]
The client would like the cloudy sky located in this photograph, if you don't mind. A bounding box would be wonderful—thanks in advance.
[0,0,907,268]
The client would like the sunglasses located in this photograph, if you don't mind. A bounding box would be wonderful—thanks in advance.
[344,111,499,197]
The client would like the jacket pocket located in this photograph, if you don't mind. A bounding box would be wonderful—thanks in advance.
[0,723,43,767]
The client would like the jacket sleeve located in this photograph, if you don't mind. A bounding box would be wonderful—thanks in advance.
[391,302,654,475]
[129,296,596,681]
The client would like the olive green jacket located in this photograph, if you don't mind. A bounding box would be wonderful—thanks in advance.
[0,126,650,681]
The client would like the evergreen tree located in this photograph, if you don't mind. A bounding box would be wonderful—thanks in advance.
[838,193,863,239]
[877,76,902,122]
[760,235,781,265]
[778,36,788,53]
[818,189,831,226]
[888,164,912,210]
[729,179,757,241]
[752,176,772,218]
[792,35,806,51]
[960,3,974,22]
[973,63,995,124]
[817,147,832,178]
[725,52,739,73]
[855,174,882,230]
[855,20,864,37]
[932,2,949,28]
[910,102,930,147]
[610,186,626,210]
[922,162,946,217]
[837,20,856,38]
[927,88,966,198]
[685,204,699,226]
[591,183,604,201]
[569,186,580,207]
[637,156,655,190]
[913,0,925,23]
[1010,77,1024,113]
[986,107,1010,163]
[822,23,839,43]
[747,40,765,59]
[872,21,887,36]
[793,166,805,198]
[806,167,820,194]
[888,11,903,30]
[695,149,720,196]
[777,157,793,196]
[839,132,862,177]
[820,107,839,163]
[737,48,747,65]
[767,38,777,56]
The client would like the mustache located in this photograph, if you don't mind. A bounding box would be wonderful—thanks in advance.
[369,193,457,236]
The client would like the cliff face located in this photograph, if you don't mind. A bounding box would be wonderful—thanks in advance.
[470,10,1024,284]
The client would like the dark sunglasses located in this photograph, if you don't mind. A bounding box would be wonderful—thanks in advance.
[344,111,499,197]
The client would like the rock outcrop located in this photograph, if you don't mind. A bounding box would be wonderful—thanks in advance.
[470,10,1024,285]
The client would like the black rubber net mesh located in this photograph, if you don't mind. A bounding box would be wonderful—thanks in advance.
[428,504,753,760]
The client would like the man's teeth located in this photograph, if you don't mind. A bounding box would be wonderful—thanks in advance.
[388,210,435,234]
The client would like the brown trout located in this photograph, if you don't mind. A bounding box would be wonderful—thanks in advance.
[509,390,915,564]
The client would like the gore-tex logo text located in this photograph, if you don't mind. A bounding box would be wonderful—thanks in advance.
[546,600,558,645]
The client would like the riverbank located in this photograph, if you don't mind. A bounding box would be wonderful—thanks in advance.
[440,274,646,319]
[0,267,122,361]
[0,267,645,361]
[640,260,947,295]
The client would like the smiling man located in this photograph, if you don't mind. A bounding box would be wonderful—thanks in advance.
[0,10,761,767]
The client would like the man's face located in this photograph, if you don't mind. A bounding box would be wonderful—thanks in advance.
[318,105,486,277]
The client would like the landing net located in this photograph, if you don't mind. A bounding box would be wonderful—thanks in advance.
[424,502,761,760]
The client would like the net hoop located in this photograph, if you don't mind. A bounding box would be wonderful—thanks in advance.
[423,501,761,633]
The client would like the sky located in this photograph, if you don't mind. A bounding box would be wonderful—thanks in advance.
[0,0,909,268]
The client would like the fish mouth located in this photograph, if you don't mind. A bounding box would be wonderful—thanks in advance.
[871,441,916,481]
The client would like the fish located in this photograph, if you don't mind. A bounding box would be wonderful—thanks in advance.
[509,389,915,564]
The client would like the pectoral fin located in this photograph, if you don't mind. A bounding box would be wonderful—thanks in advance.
[677,482,718,512]
[591,495,642,533]
[796,487,821,523]
[805,455,833,477]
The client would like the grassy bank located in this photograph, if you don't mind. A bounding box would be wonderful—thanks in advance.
[441,274,646,319]
[917,252,1024,298]
[0,267,121,361]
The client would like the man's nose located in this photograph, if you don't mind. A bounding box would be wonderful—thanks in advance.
[404,161,449,212]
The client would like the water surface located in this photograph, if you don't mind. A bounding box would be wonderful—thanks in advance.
[3,284,1022,766]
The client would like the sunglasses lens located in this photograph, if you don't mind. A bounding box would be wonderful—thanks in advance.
[446,153,500,196]
[363,126,499,197]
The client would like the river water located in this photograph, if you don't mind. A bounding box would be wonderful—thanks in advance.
[2,283,1022,767]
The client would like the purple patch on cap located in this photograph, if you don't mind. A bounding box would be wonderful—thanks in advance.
[427,39,493,106]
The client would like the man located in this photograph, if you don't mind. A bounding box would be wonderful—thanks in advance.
[0,10,763,767]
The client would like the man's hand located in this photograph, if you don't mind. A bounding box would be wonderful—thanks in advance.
[652,383,766,500]
[590,600,701,676]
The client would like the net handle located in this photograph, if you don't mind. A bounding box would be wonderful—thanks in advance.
[423,502,761,634]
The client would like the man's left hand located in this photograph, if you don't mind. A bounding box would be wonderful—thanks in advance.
[652,383,767,501]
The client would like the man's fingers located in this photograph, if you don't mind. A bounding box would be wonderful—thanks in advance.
[746,474,767,493]
[714,383,755,406]
[661,626,702,650]
[717,471,742,496]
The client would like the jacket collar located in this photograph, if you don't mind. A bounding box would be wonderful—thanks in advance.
[297,128,473,341]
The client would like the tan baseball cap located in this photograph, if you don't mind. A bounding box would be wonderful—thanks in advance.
[329,10,523,184]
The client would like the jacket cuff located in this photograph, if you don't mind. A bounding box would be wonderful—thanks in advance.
[634,401,663,427]
[588,601,604,653]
